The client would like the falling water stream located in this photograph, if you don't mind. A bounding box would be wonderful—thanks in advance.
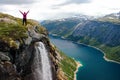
[34,42,52,80]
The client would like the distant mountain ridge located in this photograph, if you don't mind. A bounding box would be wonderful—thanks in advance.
[41,12,120,63]
[41,17,86,36]
[104,12,120,19]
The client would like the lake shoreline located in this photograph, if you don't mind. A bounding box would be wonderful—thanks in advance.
[49,34,120,64]
[63,36,120,64]
[50,34,120,80]
[78,43,120,64]
[74,61,82,80]
[103,55,120,64]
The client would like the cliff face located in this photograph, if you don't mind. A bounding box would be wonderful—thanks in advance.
[0,13,77,80]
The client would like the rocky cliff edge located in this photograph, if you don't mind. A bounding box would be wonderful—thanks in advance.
[0,13,78,80]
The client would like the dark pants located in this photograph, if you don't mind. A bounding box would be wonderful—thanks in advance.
[23,18,27,25]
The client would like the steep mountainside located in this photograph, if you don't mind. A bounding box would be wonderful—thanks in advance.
[67,20,120,62]
[41,17,86,37]
[70,20,120,46]
[42,12,120,63]
[0,13,78,80]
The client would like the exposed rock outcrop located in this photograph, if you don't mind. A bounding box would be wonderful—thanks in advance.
[0,13,76,80]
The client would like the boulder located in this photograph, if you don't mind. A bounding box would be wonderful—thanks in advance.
[0,52,10,61]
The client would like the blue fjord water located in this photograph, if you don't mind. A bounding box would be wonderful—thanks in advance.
[49,35,120,80]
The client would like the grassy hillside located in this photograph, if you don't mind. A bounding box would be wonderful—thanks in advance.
[99,45,120,62]
[52,45,78,80]
[59,51,77,80]
[0,13,46,48]
[0,13,27,48]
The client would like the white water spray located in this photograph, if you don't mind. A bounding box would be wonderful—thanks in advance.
[37,42,52,80]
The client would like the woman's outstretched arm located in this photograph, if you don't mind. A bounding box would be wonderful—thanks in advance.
[19,10,23,14]
[26,10,29,14]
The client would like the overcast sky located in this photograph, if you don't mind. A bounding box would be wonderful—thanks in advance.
[0,0,120,20]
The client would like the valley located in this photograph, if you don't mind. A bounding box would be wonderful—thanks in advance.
[41,12,120,63]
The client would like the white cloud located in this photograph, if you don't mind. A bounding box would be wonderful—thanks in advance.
[0,0,120,20]
[0,0,35,4]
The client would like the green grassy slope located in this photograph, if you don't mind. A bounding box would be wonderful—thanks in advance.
[59,51,77,80]
[0,13,46,48]
[52,45,78,80]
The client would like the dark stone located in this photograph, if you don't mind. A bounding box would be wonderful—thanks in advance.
[0,41,9,52]
[0,52,10,61]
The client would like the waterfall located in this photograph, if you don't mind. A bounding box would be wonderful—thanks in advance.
[36,42,52,80]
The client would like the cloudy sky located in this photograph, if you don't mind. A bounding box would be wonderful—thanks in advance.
[0,0,120,20]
